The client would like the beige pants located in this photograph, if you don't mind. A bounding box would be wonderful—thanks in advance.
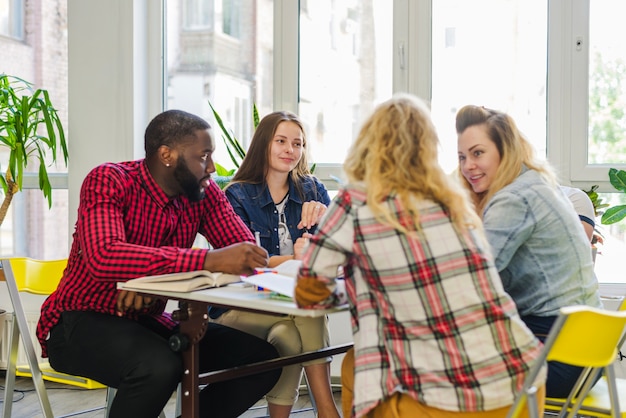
[341,348,546,418]
[212,309,330,405]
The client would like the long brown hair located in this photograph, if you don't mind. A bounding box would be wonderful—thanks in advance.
[455,105,557,214]
[344,93,481,234]
[226,111,311,199]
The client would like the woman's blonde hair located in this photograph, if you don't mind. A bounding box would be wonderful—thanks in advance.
[344,93,480,234]
[455,105,557,214]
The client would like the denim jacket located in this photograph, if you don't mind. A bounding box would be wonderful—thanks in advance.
[482,167,601,317]
[225,175,331,256]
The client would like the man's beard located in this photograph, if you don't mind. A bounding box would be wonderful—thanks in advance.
[173,159,206,202]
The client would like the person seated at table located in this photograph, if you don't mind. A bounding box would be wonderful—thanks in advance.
[455,104,602,398]
[295,94,546,418]
[210,110,341,418]
[560,185,596,242]
[36,109,281,418]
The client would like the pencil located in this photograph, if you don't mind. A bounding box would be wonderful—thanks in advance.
[255,231,261,246]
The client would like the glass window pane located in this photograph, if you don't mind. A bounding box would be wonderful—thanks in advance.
[587,0,626,164]
[0,1,68,259]
[0,189,69,259]
[166,0,273,171]
[0,0,23,39]
[431,0,548,173]
[298,0,393,165]
[592,191,626,284]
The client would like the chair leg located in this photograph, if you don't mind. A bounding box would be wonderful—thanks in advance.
[605,365,621,417]
[4,312,55,418]
[175,383,182,418]
[303,372,318,415]
[2,316,20,418]
[106,387,116,417]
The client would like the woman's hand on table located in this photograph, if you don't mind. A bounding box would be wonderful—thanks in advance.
[298,201,327,230]
[293,232,312,260]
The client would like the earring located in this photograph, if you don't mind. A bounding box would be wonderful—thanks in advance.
[166,163,170,167]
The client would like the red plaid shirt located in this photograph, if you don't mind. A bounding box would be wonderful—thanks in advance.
[299,185,545,417]
[37,160,253,357]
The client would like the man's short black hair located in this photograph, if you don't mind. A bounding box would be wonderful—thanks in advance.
[144,109,211,157]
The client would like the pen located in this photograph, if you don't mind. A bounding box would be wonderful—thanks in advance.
[255,231,261,246]
[254,268,278,274]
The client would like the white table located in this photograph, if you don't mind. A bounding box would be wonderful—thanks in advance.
[117,281,350,418]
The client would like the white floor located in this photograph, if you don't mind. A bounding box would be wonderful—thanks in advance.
[0,373,340,418]
[3,357,626,417]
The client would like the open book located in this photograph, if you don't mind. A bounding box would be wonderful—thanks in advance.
[124,270,243,293]
[241,259,302,298]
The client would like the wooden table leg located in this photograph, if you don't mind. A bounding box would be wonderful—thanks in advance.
[172,300,210,418]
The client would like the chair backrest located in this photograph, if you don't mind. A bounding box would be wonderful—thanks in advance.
[546,305,626,369]
[507,305,626,418]
[6,257,67,295]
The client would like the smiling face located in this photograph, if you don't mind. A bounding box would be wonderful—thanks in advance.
[457,124,501,194]
[268,121,304,175]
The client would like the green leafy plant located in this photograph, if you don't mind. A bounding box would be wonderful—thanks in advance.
[582,184,610,218]
[0,74,68,226]
[208,101,259,178]
[600,168,626,225]
[583,168,626,225]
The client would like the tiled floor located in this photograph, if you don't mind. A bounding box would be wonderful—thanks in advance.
[3,359,626,417]
[0,373,341,417]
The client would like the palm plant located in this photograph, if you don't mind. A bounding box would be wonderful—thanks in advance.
[0,74,68,226]
[208,101,258,177]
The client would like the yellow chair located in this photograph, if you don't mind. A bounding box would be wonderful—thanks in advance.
[507,305,626,418]
[1,257,107,418]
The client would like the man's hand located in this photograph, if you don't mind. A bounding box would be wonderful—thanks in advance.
[204,242,269,276]
[116,290,154,316]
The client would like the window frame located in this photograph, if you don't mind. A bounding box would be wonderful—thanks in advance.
[63,0,605,229]
[0,0,24,40]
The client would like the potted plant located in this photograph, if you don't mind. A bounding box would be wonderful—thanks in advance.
[208,101,258,189]
[584,168,626,225]
[0,74,68,226]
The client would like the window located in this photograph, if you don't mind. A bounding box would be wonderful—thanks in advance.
[222,0,240,38]
[166,0,273,172]
[0,0,67,259]
[183,0,213,30]
[587,0,626,165]
[431,0,548,173]
[298,0,393,170]
[0,0,23,39]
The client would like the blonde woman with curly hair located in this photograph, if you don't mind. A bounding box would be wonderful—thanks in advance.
[295,94,546,418]
[456,105,602,398]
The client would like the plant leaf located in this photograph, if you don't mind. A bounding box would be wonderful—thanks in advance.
[214,162,235,177]
[601,204,626,225]
[253,103,259,129]
[608,168,626,193]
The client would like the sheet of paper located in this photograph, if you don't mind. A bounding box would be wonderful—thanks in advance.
[242,273,295,298]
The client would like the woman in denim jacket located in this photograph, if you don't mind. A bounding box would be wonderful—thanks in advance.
[456,105,602,398]
[213,111,340,418]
